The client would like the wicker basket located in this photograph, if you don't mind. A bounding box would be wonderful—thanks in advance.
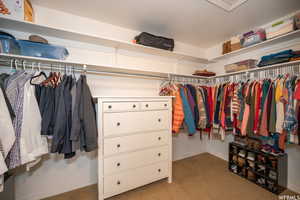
[24,0,34,22]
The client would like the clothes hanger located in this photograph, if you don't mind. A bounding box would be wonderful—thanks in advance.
[30,62,47,85]
[10,59,17,74]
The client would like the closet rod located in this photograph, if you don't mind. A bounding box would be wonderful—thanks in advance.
[0,54,167,80]
[211,60,300,79]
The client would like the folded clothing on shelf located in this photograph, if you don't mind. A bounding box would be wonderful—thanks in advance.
[257,49,299,67]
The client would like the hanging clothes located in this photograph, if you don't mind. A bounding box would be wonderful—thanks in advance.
[20,74,48,168]
[170,86,184,133]
[5,71,32,169]
[0,74,15,121]
[180,87,197,135]
[0,88,15,192]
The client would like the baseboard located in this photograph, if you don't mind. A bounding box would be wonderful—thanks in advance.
[173,151,206,161]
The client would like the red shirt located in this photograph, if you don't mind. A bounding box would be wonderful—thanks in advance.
[295,81,300,100]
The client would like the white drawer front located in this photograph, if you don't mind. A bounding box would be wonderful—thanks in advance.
[104,145,169,175]
[103,102,140,112]
[104,161,168,198]
[104,131,168,156]
[103,110,169,137]
[140,101,170,110]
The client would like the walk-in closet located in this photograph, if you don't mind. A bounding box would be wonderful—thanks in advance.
[0,0,300,200]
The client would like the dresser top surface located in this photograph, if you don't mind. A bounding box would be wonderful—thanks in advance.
[94,96,174,99]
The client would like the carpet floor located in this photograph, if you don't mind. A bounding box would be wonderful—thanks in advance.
[43,153,298,200]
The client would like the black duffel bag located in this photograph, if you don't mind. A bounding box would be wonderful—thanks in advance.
[134,32,174,51]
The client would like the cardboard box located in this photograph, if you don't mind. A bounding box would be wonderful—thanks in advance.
[266,18,294,39]
[0,0,24,20]
[224,59,257,73]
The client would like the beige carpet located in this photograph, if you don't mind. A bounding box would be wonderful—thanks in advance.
[43,153,298,200]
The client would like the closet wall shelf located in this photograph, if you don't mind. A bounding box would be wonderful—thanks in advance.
[0,53,169,79]
[211,30,300,61]
[211,60,300,79]
[0,17,211,64]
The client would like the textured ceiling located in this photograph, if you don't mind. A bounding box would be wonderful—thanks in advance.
[32,0,300,48]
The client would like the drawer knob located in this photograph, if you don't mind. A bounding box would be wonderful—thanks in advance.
[164,104,167,107]
[158,118,161,122]
[158,137,161,141]
[158,169,161,172]
[133,104,136,108]
[117,144,121,148]
[117,122,121,126]
[117,181,121,185]
[108,105,112,109]
[146,104,149,108]
[158,153,161,157]
[117,163,121,167]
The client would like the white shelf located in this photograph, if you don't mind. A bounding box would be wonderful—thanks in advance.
[212,60,300,78]
[0,17,210,64]
[168,73,210,79]
[211,30,300,61]
[0,53,169,79]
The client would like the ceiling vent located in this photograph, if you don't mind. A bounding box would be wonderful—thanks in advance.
[207,0,248,11]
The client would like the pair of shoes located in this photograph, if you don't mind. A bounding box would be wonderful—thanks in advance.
[257,177,266,185]
[257,164,266,173]
[247,152,255,161]
[269,170,277,180]
[239,150,246,157]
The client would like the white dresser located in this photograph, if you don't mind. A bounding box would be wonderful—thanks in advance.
[96,97,173,199]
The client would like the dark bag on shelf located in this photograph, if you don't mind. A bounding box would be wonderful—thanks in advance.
[134,32,174,51]
[295,12,300,30]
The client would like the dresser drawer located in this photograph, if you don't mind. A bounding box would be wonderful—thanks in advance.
[103,110,169,137]
[103,102,140,112]
[104,131,168,156]
[140,101,170,110]
[104,161,168,198]
[104,145,169,176]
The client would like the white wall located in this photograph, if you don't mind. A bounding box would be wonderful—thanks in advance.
[205,39,300,194]
[9,5,207,200]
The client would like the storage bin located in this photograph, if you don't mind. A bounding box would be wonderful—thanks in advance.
[230,36,242,51]
[241,29,266,47]
[222,40,231,54]
[224,59,257,73]
[266,18,294,39]
[0,32,21,54]
[18,40,69,60]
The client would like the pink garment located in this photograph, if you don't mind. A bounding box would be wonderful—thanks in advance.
[259,85,272,136]
[241,85,250,136]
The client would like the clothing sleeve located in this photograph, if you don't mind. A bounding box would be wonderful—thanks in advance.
[80,76,98,152]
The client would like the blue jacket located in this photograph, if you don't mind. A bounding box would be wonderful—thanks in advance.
[180,87,196,135]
